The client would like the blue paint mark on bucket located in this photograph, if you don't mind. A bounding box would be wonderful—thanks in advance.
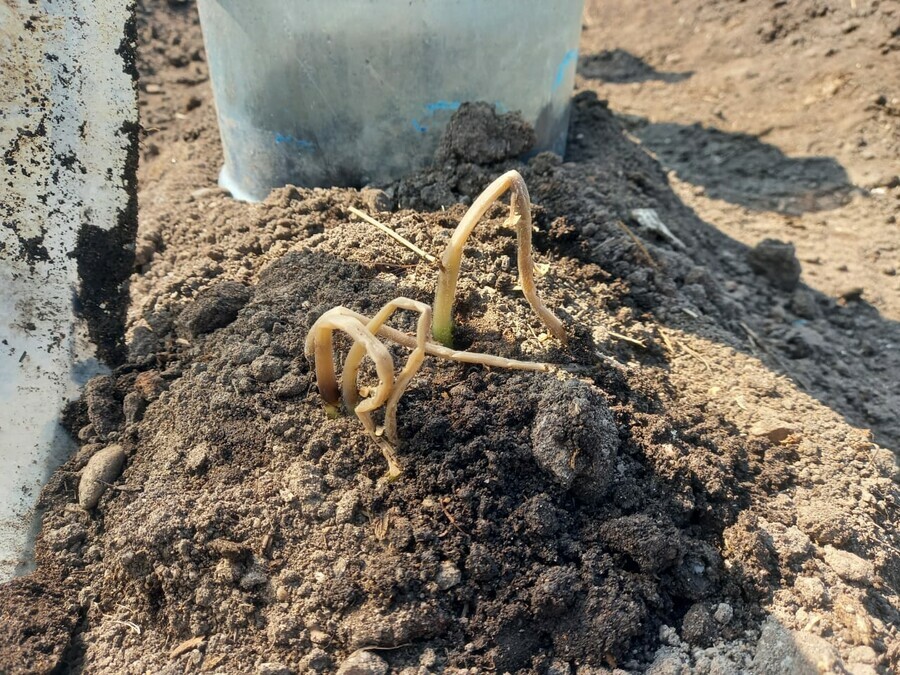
[411,100,462,133]
[553,49,579,90]
[424,100,461,113]
[274,133,315,149]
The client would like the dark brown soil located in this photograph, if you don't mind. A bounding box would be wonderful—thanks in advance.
[2,1,899,674]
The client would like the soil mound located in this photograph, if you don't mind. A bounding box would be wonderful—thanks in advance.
[2,2,898,674]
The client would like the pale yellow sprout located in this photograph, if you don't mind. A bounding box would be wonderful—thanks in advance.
[305,307,403,477]
[303,307,394,414]
[341,309,550,373]
[432,170,567,346]
[342,298,432,449]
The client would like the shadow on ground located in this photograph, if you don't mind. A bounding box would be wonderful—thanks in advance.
[619,116,856,215]
[561,92,899,452]
[579,49,693,84]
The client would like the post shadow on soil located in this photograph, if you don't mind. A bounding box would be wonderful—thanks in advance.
[620,116,855,214]
[578,49,693,84]
[563,91,900,453]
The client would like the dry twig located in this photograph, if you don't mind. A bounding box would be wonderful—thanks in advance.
[348,206,437,264]
[608,330,647,349]
[615,220,658,269]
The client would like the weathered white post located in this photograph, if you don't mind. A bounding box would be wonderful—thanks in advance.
[0,0,137,580]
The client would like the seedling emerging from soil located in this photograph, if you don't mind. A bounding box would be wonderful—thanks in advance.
[432,169,567,347]
[305,297,554,477]
[305,171,569,477]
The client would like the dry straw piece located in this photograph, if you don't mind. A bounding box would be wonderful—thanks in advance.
[432,169,567,346]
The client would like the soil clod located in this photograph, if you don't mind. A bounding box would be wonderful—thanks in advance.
[176,279,251,338]
[747,238,802,291]
[531,379,619,502]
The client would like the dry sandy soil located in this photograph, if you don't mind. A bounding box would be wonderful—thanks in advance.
[2,1,899,674]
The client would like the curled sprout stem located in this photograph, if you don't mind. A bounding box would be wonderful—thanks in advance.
[432,169,567,347]
[304,308,394,413]
[343,298,431,459]
[305,307,401,478]
[305,301,553,478]
[384,307,429,447]
[303,172,567,479]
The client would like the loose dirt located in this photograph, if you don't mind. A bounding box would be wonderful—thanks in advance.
[2,1,899,674]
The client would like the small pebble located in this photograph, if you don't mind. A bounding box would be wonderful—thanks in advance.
[714,602,733,624]
[749,418,798,443]
[335,490,359,524]
[44,523,87,551]
[123,391,146,425]
[78,424,96,442]
[301,647,332,672]
[848,645,878,665]
[185,444,211,475]
[251,355,284,382]
[747,238,801,291]
[336,650,388,675]
[310,630,330,645]
[176,281,250,338]
[134,371,166,400]
[85,375,123,437]
[790,288,819,319]
[822,545,874,584]
[681,603,717,647]
[435,561,462,590]
[256,663,290,675]
[274,374,305,398]
[79,444,126,510]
